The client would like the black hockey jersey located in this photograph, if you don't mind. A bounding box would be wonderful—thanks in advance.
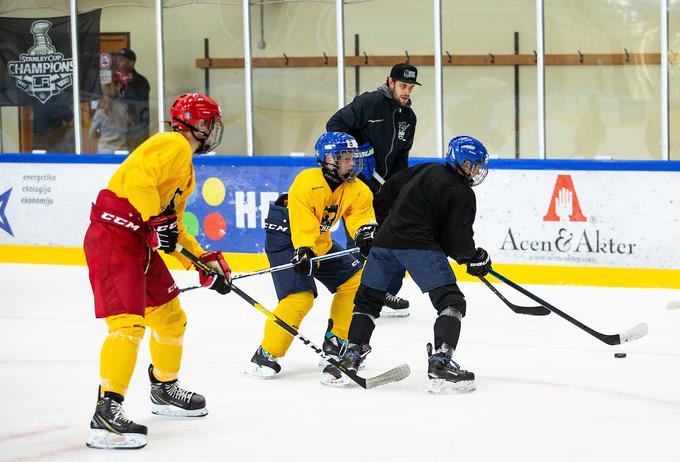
[373,162,478,264]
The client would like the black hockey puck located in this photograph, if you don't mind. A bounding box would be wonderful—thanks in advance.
[614,353,627,358]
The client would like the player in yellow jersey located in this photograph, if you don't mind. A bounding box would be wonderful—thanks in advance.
[245,132,378,383]
[83,93,231,450]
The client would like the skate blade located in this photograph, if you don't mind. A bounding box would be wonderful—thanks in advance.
[244,363,279,379]
[320,371,352,388]
[86,429,147,450]
[151,404,208,417]
[381,308,410,318]
[427,379,476,394]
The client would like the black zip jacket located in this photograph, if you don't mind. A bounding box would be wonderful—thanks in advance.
[373,163,478,264]
[326,84,416,194]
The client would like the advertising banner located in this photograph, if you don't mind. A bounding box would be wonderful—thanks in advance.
[0,157,678,272]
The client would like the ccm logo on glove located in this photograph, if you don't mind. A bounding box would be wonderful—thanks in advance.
[147,215,179,252]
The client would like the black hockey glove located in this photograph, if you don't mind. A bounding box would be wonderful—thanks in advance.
[147,214,179,253]
[466,247,492,277]
[355,223,378,258]
[292,247,316,276]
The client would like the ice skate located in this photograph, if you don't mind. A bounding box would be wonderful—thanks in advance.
[318,328,346,368]
[381,293,410,317]
[321,343,371,387]
[86,389,147,450]
[244,346,281,378]
[148,365,208,417]
[426,343,476,394]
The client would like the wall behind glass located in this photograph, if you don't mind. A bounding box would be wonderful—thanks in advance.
[545,0,660,160]
[163,3,244,155]
[344,0,435,157]
[77,2,157,154]
[0,3,72,154]
[251,3,336,156]
[442,0,536,159]
[670,0,680,160]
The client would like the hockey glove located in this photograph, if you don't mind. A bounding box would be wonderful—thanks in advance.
[291,247,316,276]
[466,247,492,277]
[355,223,378,258]
[147,214,179,252]
[196,251,232,294]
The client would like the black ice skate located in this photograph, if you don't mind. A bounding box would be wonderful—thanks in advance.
[382,293,410,317]
[321,342,372,387]
[244,345,281,378]
[148,364,208,417]
[318,319,347,367]
[426,343,476,393]
[86,389,147,450]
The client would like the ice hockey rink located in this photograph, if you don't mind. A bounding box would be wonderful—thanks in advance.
[1,262,679,462]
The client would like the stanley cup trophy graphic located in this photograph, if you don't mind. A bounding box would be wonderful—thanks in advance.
[28,20,57,55]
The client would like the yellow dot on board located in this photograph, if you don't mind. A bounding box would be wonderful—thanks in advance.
[202,177,225,206]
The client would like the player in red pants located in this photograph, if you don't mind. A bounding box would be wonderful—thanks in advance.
[84,93,231,449]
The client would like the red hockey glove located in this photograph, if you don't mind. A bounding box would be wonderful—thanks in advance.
[147,215,179,252]
[466,247,492,277]
[354,223,378,258]
[196,251,231,294]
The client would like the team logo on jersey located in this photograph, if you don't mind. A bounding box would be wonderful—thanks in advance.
[397,122,410,141]
[161,188,184,215]
[543,175,586,222]
[7,20,74,104]
[0,189,14,236]
[319,204,339,234]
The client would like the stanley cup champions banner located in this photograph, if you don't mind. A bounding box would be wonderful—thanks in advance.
[0,9,101,107]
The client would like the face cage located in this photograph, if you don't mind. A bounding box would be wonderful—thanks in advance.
[193,119,224,154]
[469,164,488,187]
[327,150,363,182]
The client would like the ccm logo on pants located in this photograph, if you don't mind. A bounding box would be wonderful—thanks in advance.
[101,212,142,232]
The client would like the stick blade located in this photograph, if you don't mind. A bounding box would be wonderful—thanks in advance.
[513,305,551,316]
[365,364,411,389]
[618,322,649,344]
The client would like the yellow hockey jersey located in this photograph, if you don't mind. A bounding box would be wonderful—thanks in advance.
[287,168,376,256]
[107,131,204,268]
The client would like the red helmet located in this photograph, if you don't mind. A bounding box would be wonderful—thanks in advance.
[169,93,223,153]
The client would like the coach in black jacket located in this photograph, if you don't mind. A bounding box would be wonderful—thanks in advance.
[326,63,418,195]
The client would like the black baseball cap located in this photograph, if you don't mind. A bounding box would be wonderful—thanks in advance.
[390,63,421,86]
[116,48,137,61]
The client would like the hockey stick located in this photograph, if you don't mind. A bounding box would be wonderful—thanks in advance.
[179,247,360,293]
[479,276,550,316]
[489,269,648,345]
[176,244,410,389]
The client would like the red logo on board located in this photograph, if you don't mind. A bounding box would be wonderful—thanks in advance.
[543,175,587,222]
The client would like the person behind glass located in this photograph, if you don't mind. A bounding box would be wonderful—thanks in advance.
[322,136,492,393]
[114,47,150,151]
[88,82,129,154]
[326,63,419,316]
[84,93,229,450]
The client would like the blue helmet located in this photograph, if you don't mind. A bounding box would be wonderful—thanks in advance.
[314,132,363,182]
[445,135,489,186]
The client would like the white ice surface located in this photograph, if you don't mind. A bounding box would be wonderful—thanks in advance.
[1,263,679,462]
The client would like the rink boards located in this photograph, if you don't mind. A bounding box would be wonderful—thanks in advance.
[0,154,678,288]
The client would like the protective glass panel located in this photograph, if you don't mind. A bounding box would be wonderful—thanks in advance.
[163,3,244,155]
[78,1,156,154]
[544,0,661,160]
[251,2,336,156]
[670,0,680,160]
[0,2,74,154]
[344,0,434,157]
[442,0,537,159]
